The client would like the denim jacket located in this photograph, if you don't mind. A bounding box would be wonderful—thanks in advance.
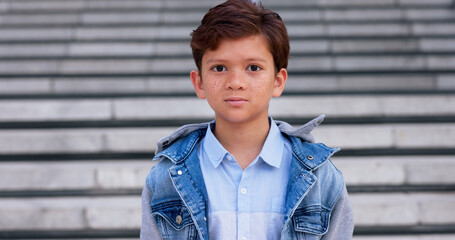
[141,115,354,240]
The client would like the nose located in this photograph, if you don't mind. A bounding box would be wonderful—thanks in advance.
[225,71,247,90]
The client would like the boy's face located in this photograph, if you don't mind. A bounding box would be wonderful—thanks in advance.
[190,34,287,125]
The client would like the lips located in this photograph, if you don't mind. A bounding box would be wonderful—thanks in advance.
[225,97,248,107]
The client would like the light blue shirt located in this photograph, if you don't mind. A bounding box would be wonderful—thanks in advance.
[198,119,293,240]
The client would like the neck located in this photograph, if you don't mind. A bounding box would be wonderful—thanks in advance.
[213,116,270,169]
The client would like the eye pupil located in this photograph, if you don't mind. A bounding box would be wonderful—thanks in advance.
[251,65,258,71]
[216,66,224,71]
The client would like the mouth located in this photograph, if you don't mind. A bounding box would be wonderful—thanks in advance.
[225,97,248,106]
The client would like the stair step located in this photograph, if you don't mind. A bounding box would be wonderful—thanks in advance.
[0,0,453,13]
[0,127,173,154]
[353,235,455,240]
[1,22,455,42]
[0,196,141,230]
[397,0,453,6]
[1,95,453,121]
[0,160,153,191]
[0,123,453,154]
[334,156,455,186]
[0,192,453,230]
[1,8,455,26]
[0,76,195,94]
[0,156,453,191]
[1,74,453,95]
[352,193,455,226]
[0,232,453,239]
[314,123,455,149]
[1,55,455,75]
[2,38,455,57]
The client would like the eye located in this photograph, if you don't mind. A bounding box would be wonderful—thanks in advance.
[247,65,261,71]
[212,65,227,72]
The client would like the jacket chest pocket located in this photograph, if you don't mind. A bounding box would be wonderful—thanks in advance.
[151,200,199,240]
[292,207,329,240]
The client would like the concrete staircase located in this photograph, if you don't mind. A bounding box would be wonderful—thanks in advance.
[1,0,455,239]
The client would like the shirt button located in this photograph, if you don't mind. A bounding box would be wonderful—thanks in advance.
[226,155,233,161]
[203,217,207,221]
[240,188,247,195]
[177,170,183,175]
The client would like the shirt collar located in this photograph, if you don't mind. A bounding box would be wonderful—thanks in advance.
[258,119,284,168]
[202,118,285,169]
[203,123,228,168]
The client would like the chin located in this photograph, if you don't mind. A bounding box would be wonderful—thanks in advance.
[216,112,267,125]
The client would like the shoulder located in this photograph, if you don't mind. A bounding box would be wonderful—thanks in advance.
[154,122,210,155]
[276,115,342,181]
[288,137,341,173]
[146,122,208,191]
[283,133,344,210]
[145,159,175,193]
[299,143,345,212]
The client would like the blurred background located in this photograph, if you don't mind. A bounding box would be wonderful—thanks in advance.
[0,0,454,239]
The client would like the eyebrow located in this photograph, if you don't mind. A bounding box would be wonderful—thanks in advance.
[245,57,267,63]
[205,57,268,64]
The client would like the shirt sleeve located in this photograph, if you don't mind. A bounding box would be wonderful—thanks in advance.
[322,184,354,240]
[140,185,163,240]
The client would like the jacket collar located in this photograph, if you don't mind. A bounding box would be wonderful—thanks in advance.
[275,114,325,143]
[154,114,328,166]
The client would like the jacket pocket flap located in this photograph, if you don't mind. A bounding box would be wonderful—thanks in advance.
[293,207,330,235]
[152,200,194,230]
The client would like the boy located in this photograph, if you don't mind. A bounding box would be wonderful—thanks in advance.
[141,0,354,239]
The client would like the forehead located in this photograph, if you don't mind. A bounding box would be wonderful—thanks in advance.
[202,34,273,64]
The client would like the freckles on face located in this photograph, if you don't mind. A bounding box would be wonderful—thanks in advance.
[203,76,222,92]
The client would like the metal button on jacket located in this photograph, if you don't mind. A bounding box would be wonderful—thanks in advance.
[176,215,183,225]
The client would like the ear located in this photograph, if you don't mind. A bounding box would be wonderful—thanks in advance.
[190,70,206,99]
[272,68,288,97]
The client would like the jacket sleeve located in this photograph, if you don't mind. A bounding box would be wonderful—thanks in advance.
[140,185,163,240]
[322,184,354,240]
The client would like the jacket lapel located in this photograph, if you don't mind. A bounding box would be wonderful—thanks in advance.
[283,157,317,225]
[169,149,209,240]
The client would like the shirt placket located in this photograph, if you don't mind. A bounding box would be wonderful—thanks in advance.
[237,167,251,240]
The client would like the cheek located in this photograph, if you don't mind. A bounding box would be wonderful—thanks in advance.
[252,76,274,92]
[203,79,222,96]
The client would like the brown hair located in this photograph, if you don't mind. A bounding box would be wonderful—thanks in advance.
[190,0,289,71]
